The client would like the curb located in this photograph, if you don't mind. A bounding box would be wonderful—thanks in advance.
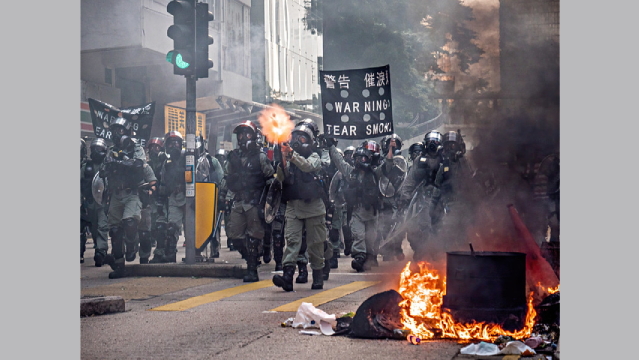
[124,263,247,279]
[81,296,125,317]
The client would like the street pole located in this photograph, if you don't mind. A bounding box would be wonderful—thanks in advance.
[184,74,197,264]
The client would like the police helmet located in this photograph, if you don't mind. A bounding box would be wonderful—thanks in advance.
[148,137,164,149]
[110,117,131,136]
[81,138,87,159]
[296,119,319,138]
[290,124,315,157]
[233,120,259,150]
[423,131,443,156]
[408,142,425,161]
[381,133,403,154]
[353,146,373,169]
[343,146,356,156]
[89,138,109,163]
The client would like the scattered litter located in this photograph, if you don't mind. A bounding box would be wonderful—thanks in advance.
[407,334,421,345]
[460,341,500,356]
[291,302,337,335]
[299,330,323,336]
[460,340,536,356]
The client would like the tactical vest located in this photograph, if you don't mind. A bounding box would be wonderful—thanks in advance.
[343,170,381,211]
[281,164,325,202]
[226,150,266,203]
[160,157,186,195]
[106,150,145,190]
[413,154,441,186]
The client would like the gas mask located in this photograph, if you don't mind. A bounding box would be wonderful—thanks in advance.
[354,148,372,170]
[165,139,183,159]
[236,129,256,151]
[90,147,107,164]
[290,131,313,157]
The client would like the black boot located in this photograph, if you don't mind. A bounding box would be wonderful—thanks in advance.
[323,259,331,281]
[311,269,324,290]
[108,259,126,279]
[273,265,295,292]
[243,256,259,282]
[330,250,339,269]
[94,249,107,267]
[351,254,366,273]
[295,262,308,283]
[243,237,261,282]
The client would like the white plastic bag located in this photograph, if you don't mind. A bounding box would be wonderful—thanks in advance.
[499,341,536,355]
[291,302,337,335]
[460,341,500,356]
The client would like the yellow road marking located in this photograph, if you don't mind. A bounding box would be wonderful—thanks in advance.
[270,281,380,312]
[149,279,274,311]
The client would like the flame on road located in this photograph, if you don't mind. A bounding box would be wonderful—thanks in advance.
[257,104,295,144]
[398,261,540,341]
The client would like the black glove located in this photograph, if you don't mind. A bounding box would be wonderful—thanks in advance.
[326,137,338,148]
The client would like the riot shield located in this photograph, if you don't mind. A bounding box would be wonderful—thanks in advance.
[92,172,105,206]
[264,179,282,224]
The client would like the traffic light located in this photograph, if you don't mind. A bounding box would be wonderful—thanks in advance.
[195,2,214,79]
[166,0,196,76]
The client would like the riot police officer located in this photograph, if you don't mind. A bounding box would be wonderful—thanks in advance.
[225,121,274,282]
[272,123,327,291]
[408,142,425,164]
[398,130,446,262]
[81,138,111,266]
[327,139,396,272]
[377,134,408,261]
[101,118,157,278]
[149,131,187,264]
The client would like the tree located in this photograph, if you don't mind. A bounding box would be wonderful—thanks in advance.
[303,0,484,140]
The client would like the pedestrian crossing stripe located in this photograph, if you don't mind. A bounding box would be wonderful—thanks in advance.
[148,279,274,311]
[269,281,380,312]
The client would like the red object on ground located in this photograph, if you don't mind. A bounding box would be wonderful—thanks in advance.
[507,204,560,291]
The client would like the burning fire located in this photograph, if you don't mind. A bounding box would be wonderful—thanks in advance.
[398,261,538,341]
[547,284,560,294]
[257,103,295,144]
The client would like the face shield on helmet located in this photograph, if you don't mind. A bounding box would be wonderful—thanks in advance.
[381,134,403,155]
[164,131,184,159]
[290,124,315,157]
[110,118,134,151]
[147,137,164,158]
[296,119,319,138]
[423,131,443,156]
[81,139,87,160]
[215,149,227,163]
[343,146,356,165]
[442,131,460,157]
[408,142,425,161]
[353,147,373,170]
[361,140,381,166]
[90,138,108,164]
[233,121,258,151]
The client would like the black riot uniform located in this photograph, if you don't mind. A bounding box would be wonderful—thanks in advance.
[150,131,186,264]
[81,138,111,266]
[224,121,274,282]
[101,118,157,279]
[398,130,446,263]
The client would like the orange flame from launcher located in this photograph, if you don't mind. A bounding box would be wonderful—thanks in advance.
[398,261,540,341]
[257,104,295,144]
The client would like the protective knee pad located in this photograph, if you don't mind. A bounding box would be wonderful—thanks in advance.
[272,231,284,249]
[152,222,167,247]
[165,223,179,249]
[109,226,125,258]
[139,230,151,252]
[122,218,138,243]
[246,237,262,257]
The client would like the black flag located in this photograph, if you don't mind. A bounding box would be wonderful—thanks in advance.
[320,64,393,139]
[88,98,155,147]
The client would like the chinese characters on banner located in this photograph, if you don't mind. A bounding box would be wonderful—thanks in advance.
[320,64,393,139]
[164,106,207,139]
[88,98,155,147]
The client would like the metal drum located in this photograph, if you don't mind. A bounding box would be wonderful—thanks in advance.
[442,251,527,330]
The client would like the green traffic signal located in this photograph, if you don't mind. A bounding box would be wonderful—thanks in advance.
[166,51,191,69]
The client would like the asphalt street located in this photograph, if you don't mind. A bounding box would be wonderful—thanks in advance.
[80,228,552,360]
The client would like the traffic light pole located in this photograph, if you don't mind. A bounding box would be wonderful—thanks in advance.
[184,74,197,265]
